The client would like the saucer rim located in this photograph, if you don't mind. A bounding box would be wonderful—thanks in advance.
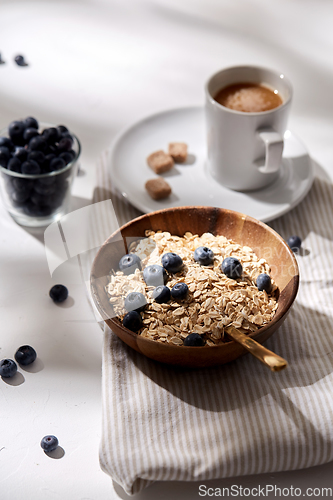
[108,105,314,222]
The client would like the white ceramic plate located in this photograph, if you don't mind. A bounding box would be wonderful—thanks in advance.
[109,106,314,222]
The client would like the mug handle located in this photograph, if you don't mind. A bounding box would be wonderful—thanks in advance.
[256,129,284,174]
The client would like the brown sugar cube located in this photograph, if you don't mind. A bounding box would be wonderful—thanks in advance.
[145,178,172,200]
[168,142,188,163]
[147,150,174,174]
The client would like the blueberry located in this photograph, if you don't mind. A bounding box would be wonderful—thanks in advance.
[58,137,73,152]
[124,292,147,312]
[40,435,58,452]
[15,345,37,366]
[161,252,183,273]
[256,273,272,293]
[59,151,75,164]
[143,265,168,287]
[0,359,17,378]
[118,254,141,275]
[23,202,53,217]
[30,191,52,207]
[287,235,302,252]
[11,189,31,204]
[21,160,41,175]
[57,125,69,137]
[14,147,28,162]
[49,284,68,303]
[42,127,58,145]
[184,333,205,346]
[194,246,214,266]
[221,257,243,279]
[0,137,14,150]
[14,55,28,67]
[29,136,47,152]
[170,282,188,300]
[0,146,10,167]
[12,178,33,193]
[24,117,38,129]
[8,120,26,145]
[152,285,171,304]
[41,154,56,172]
[49,157,65,171]
[23,127,39,142]
[33,180,56,196]
[122,310,142,332]
[7,157,22,172]
[28,150,45,165]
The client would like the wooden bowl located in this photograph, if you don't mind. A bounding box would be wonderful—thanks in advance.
[90,207,299,368]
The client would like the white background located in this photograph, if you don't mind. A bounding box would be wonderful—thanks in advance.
[0,0,332,498]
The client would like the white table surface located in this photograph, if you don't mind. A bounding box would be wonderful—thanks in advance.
[0,0,333,498]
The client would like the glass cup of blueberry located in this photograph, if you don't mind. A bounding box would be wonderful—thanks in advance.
[0,116,81,227]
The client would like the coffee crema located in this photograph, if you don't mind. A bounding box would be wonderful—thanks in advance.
[214,82,283,113]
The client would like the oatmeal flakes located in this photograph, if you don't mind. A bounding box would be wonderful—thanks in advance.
[106,230,278,346]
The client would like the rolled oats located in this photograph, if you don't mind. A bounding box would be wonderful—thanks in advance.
[105,231,278,346]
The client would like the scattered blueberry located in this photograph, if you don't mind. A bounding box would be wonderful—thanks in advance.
[152,285,171,304]
[24,117,38,129]
[8,120,26,145]
[143,264,168,286]
[194,246,214,266]
[0,53,5,65]
[161,252,183,273]
[287,235,302,252]
[15,345,37,366]
[49,157,65,172]
[118,253,142,275]
[221,257,243,279]
[170,282,189,300]
[0,359,17,378]
[256,273,272,293]
[0,146,10,167]
[184,333,205,346]
[41,435,59,453]
[29,136,47,152]
[21,160,41,175]
[14,55,28,67]
[0,137,14,150]
[49,284,68,303]
[122,310,142,332]
[23,127,39,142]
[124,292,147,313]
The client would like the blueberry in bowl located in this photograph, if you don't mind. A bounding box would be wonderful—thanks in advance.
[0,118,81,227]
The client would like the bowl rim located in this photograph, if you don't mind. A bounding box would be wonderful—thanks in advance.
[90,205,299,350]
[0,122,81,180]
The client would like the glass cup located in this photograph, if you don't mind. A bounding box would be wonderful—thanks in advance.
[0,123,81,227]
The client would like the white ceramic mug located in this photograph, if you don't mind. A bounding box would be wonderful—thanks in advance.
[205,65,293,191]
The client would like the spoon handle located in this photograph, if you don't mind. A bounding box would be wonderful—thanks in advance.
[226,327,288,372]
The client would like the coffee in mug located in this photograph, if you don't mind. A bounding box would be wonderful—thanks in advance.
[214,82,283,113]
[205,66,293,191]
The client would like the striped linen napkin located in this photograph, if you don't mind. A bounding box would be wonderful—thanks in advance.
[94,151,333,495]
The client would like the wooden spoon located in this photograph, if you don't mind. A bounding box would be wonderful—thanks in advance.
[226,326,288,372]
